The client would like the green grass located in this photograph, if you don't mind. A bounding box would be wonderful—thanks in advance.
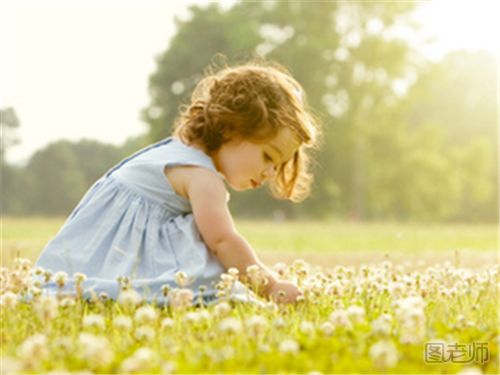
[1,216,499,373]
[3,216,497,268]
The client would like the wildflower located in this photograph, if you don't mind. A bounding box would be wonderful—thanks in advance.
[161,360,176,374]
[245,265,268,289]
[161,284,170,297]
[34,295,59,321]
[120,347,157,373]
[43,270,52,283]
[320,321,334,336]
[457,366,484,375]
[118,288,142,309]
[53,336,74,353]
[219,317,242,334]
[134,305,158,325]
[99,292,109,302]
[213,301,232,318]
[329,309,351,329]
[74,272,87,283]
[59,296,76,307]
[347,305,366,324]
[273,262,289,277]
[0,291,18,309]
[247,314,268,336]
[78,333,114,370]
[299,320,315,334]
[371,314,393,336]
[273,316,286,329]
[279,339,300,354]
[169,288,193,310]
[83,313,106,330]
[19,333,49,368]
[369,340,398,369]
[113,315,133,330]
[161,317,175,330]
[54,271,68,288]
[174,271,190,287]
[134,325,156,342]
[228,267,239,278]
[29,286,42,298]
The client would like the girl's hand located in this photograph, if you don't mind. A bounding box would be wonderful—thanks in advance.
[267,280,303,304]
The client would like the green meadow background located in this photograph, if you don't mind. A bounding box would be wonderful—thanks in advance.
[3,217,497,270]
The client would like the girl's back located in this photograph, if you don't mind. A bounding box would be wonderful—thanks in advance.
[35,137,227,303]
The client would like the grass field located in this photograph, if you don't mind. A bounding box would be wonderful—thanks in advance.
[2,216,498,269]
[1,216,499,373]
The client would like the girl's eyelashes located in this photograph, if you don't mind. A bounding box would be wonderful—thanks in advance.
[263,152,273,163]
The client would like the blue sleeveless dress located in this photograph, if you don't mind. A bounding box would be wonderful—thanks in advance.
[35,137,253,305]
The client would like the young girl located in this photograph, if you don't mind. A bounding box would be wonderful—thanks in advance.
[35,60,320,305]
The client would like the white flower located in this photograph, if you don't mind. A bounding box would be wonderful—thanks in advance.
[213,301,232,318]
[113,315,132,330]
[273,262,289,277]
[134,325,156,342]
[59,296,76,307]
[73,272,87,283]
[279,339,300,354]
[273,317,286,329]
[35,295,59,321]
[369,340,398,369]
[227,267,239,278]
[161,317,175,330]
[54,271,68,287]
[169,288,193,310]
[174,271,191,287]
[0,291,18,309]
[83,313,106,330]
[320,321,334,336]
[219,317,242,334]
[120,347,156,373]
[184,311,204,325]
[347,305,366,324]
[300,320,315,334]
[247,314,268,336]
[134,305,158,325]
[118,288,143,309]
[78,333,114,369]
[329,309,351,329]
[371,314,393,336]
[20,334,49,365]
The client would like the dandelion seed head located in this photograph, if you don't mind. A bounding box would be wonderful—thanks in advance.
[213,301,232,318]
[1,291,18,309]
[161,317,175,330]
[113,315,133,330]
[134,325,156,342]
[369,340,398,369]
[118,288,142,309]
[134,305,158,324]
[279,339,300,354]
[83,313,106,330]
[219,317,242,334]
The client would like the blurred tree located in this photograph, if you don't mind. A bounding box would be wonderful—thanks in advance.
[20,140,122,216]
[142,1,420,219]
[1,106,22,215]
[398,51,498,221]
[0,106,20,161]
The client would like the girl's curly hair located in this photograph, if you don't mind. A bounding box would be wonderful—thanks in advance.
[173,60,321,202]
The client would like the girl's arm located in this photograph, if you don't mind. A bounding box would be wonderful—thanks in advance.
[185,167,280,298]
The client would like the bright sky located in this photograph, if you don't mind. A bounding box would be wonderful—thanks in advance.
[1,0,498,165]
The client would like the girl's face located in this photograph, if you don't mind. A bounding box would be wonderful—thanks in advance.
[212,128,300,191]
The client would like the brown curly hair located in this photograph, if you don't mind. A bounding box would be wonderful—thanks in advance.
[173,60,320,202]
